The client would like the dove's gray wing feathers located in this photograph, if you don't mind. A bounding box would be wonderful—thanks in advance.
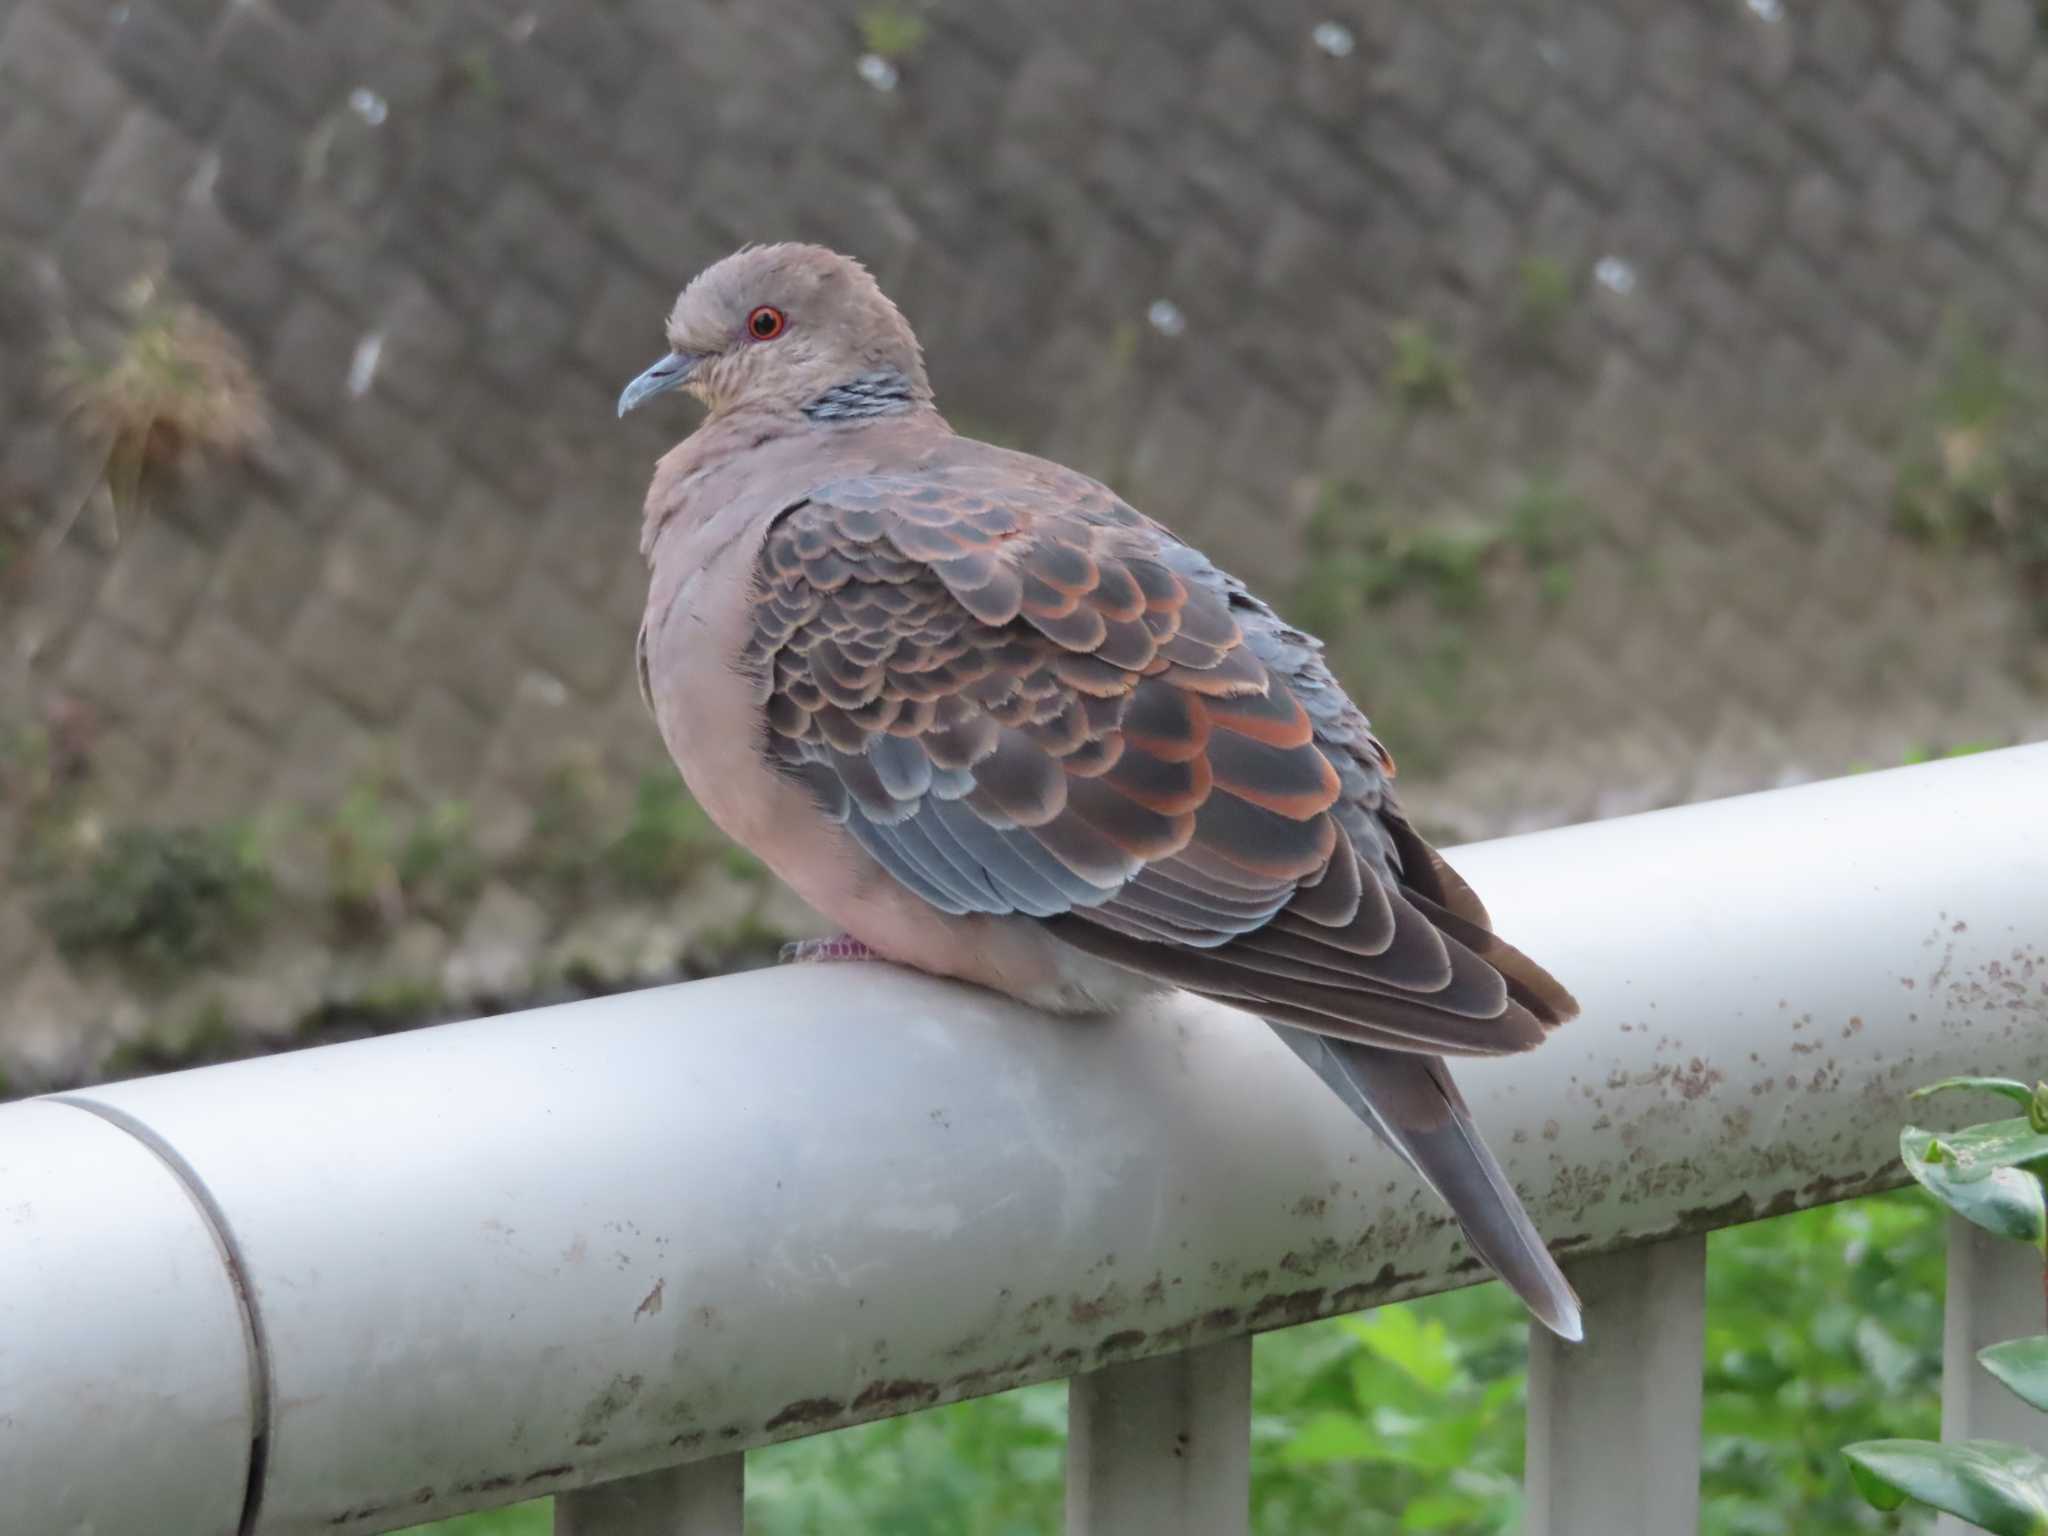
[745,450,1576,1057]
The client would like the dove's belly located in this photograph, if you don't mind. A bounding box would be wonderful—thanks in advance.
[642,524,1156,1018]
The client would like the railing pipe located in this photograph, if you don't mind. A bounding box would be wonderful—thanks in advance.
[0,1102,257,1536]
[0,745,2042,1535]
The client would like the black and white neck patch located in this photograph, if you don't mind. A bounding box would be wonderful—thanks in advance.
[803,370,919,421]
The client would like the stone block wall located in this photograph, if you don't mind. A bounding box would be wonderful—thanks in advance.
[2,0,2045,1083]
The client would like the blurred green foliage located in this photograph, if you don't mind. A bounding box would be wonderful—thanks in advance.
[1895,325,2048,631]
[604,772,754,894]
[1296,476,1588,638]
[408,1187,1945,1536]
[525,762,760,898]
[858,3,930,58]
[16,758,745,987]
[39,822,271,973]
[1512,257,1573,343]
[1387,325,1469,414]
[1292,474,1588,778]
[1844,1080,2048,1532]
[325,772,483,936]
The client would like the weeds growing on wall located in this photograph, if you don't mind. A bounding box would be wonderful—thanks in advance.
[1386,324,1469,414]
[1291,474,1588,776]
[1298,475,1587,634]
[1895,325,2048,632]
[18,725,758,1004]
[44,281,267,544]
[1512,256,1573,346]
[39,823,272,974]
[325,770,484,936]
[857,3,930,58]
[604,771,751,893]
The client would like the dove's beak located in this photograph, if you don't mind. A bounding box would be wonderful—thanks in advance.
[617,351,701,417]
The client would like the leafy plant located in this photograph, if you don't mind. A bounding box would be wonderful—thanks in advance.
[323,771,483,935]
[46,282,267,539]
[1894,326,2048,631]
[1253,1287,1528,1533]
[1901,741,2002,766]
[39,822,271,974]
[1292,475,1582,784]
[520,757,614,892]
[603,773,748,894]
[0,719,57,817]
[1844,1078,2048,1533]
[448,46,501,100]
[1387,324,1469,414]
[1505,474,1587,607]
[1298,482,1479,633]
[1513,256,1573,340]
[1848,740,2009,775]
[1297,476,1586,638]
[101,997,240,1079]
[857,3,930,59]
[525,763,756,899]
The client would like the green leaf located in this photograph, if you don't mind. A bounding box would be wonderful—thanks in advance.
[1915,1079,2040,1112]
[1340,1305,1461,1394]
[1279,1411,1376,1465]
[1914,1078,2048,1135]
[1843,1439,2048,1534]
[1400,1489,1481,1530]
[1847,1452,1910,1511]
[1903,1121,2048,1247]
[1856,1316,1921,1393]
[1982,1337,2048,1413]
[1367,1402,1484,1473]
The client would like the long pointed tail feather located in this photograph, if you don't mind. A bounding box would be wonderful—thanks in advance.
[1273,1024,1583,1342]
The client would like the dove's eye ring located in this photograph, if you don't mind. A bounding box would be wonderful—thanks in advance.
[747,306,786,341]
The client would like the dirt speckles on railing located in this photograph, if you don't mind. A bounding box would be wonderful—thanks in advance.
[573,1373,644,1448]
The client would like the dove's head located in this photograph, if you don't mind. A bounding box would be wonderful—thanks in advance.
[617,244,931,420]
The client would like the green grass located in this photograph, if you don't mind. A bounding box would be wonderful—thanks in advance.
[857,3,929,58]
[1894,322,2048,630]
[1289,473,1590,780]
[1514,257,1573,340]
[39,822,271,975]
[404,1188,1943,1536]
[603,772,751,894]
[1387,324,1469,414]
[324,773,483,936]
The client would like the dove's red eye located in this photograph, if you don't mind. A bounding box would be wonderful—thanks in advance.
[747,306,786,341]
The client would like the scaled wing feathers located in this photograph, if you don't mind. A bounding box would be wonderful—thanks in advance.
[747,459,1576,1056]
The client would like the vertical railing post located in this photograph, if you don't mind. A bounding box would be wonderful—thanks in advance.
[553,1455,745,1536]
[1524,1234,1707,1536]
[1936,1215,2048,1536]
[1066,1337,1252,1536]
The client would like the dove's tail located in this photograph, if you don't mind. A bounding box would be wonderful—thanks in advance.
[1272,1025,1583,1342]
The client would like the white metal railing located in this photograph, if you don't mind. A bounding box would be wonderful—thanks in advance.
[2,744,2045,1536]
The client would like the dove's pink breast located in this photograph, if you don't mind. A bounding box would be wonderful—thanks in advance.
[639,453,1156,1019]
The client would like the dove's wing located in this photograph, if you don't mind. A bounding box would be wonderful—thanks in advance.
[745,455,1576,1059]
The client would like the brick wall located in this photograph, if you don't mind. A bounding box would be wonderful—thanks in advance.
[2,0,2046,1076]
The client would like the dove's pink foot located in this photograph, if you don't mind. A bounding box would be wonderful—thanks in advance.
[779,933,878,964]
